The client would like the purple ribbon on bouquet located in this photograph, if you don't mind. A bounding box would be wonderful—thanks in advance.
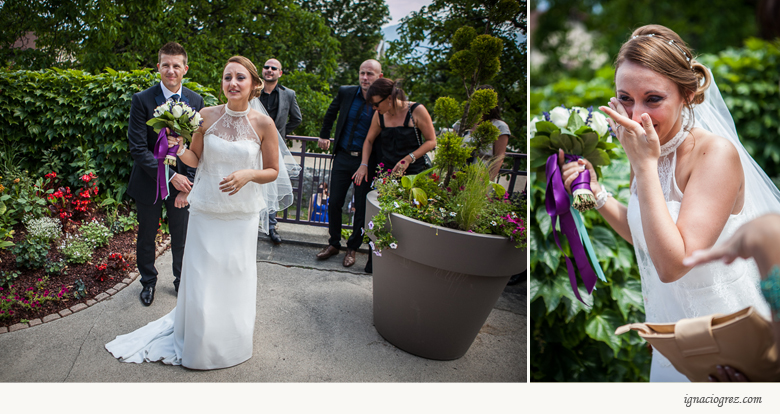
[153,129,179,203]
[545,153,598,303]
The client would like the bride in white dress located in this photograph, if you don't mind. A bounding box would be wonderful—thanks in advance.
[560,25,780,382]
[105,56,295,370]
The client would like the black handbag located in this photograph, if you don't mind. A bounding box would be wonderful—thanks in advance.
[410,108,433,169]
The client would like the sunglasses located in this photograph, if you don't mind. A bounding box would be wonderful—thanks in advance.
[263,65,279,71]
[371,95,388,109]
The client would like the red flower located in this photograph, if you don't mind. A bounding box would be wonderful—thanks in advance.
[81,174,91,182]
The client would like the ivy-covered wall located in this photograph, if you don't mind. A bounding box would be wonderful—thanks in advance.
[0,68,218,201]
[530,38,780,381]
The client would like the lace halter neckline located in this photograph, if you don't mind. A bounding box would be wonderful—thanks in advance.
[224,105,250,117]
[658,112,690,157]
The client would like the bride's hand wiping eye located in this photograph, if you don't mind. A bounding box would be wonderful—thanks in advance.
[600,97,660,170]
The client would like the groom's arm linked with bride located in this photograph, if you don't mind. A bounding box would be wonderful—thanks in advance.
[126,42,205,307]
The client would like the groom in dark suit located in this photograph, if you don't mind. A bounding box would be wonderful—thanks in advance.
[126,42,205,306]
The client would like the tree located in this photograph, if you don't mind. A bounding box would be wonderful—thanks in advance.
[0,0,340,137]
[296,0,390,88]
[386,0,526,153]
[530,0,760,86]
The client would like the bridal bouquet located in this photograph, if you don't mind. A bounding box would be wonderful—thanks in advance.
[530,105,619,302]
[146,101,202,166]
[146,101,202,202]
[530,105,616,211]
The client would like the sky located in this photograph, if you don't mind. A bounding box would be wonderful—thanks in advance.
[383,0,433,28]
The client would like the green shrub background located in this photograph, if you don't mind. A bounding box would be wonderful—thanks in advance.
[530,38,780,381]
[0,68,218,201]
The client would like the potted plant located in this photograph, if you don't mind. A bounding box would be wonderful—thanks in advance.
[366,22,526,360]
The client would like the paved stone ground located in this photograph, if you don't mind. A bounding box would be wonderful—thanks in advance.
[1,222,526,409]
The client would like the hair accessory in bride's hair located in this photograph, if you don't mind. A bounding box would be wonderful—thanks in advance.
[632,33,693,70]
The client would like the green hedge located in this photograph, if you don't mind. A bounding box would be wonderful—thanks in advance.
[699,38,780,184]
[0,68,218,201]
[529,38,780,381]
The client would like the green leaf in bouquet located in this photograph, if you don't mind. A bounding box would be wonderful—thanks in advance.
[567,111,585,131]
[581,131,599,155]
[549,130,563,150]
[178,131,192,141]
[569,134,584,155]
[584,148,610,167]
[530,147,550,170]
[529,135,551,149]
[573,125,594,136]
[557,133,574,153]
[534,121,558,134]
[147,120,169,133]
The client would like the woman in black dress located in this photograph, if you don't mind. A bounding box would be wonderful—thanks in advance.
[352,78,436,183]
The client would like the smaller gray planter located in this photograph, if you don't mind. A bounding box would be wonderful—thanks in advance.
[366,190,526,360]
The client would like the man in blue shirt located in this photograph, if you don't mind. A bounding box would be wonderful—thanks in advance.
[316,59,383,269]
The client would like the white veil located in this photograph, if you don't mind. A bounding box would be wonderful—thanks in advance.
[694,69,780,217]
[250,98,301,234]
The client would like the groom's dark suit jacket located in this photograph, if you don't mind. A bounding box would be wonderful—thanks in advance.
[126,83,205,205]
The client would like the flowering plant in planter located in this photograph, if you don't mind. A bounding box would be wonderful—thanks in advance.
[367,24,526,255]
[369,164,525,255]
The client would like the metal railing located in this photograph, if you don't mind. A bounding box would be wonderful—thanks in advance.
[276,136,527,228]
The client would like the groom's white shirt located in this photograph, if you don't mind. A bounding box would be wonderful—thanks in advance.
[159,81,183,101]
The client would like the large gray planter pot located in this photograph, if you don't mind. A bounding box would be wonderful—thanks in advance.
[366,190,526,360]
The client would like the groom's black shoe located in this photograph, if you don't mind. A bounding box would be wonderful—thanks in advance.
[140,286,155,306]
[173,278,180,294]
[269,228,282,245]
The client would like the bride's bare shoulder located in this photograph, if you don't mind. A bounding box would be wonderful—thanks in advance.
[199,105,222,117]
[248,109,274,129]
[690,127,740,166]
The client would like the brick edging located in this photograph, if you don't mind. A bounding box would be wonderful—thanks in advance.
[0,238,171,335]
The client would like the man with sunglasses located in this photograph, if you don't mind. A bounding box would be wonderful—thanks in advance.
[315,59,383,271]
[253,58,302,245]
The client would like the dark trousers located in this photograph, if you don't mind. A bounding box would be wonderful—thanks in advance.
[328,150,374,250]
[135,193,189,289]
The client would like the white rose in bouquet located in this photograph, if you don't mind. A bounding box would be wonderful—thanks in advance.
[190,112,202,128]
[572,106,589,123]
[591,111,610,138]
[172,104,183,118]
[529,116,541,137]
[549,106,570,128]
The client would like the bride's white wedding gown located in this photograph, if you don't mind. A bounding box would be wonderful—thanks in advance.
[106,105,268,370]
[626,128,771,382]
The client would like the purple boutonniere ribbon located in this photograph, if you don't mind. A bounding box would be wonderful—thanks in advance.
[153,129,179,203]
[545,153,598,303]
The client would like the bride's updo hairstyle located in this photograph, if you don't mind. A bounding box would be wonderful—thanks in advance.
[222,56,264,102]
[615,25,711,119]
